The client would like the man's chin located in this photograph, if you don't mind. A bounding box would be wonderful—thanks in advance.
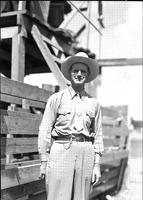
[74,81,85,85]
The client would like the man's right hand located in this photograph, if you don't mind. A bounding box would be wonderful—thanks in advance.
[39,161,47,179]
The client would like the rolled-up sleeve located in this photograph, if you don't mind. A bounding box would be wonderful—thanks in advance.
[93,103,104,156]
[38,95,57,161]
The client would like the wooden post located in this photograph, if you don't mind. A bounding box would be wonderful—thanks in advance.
[86,1,91,49]
[11,33,25,82]
[7,33,26,163]
[18,1,26,10]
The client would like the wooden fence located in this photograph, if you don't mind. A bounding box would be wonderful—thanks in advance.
[1,76,129,200]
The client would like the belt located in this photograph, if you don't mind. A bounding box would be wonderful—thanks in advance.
[52,134,93,142]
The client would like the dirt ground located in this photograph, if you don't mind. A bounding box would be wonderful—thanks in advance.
[106,131,142,200]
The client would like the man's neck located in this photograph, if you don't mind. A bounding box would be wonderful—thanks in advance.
[71,83,85,93]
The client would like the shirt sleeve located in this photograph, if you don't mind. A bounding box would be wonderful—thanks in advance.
[92,102,104,156]
[38,94,57,161]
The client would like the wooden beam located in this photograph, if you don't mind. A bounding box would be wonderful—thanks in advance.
[1,179,45,200]
[18,1,26,10]
[1,138,38,155]
[1,26,19,39]
[97,58,143,66]
[0,93,45,108]
[31,25,69,89]
[1,76,53,103]
[11,33,25,82]
[1,164,41,189]
[103,125,129,137]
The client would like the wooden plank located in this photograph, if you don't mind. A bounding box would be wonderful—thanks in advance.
[99,167,119,183]
[101,160,121,171]
[89,178,118,199]
[1,94,45,108]
[11,33,25,82]
[42,34,64,53]
[28,192,46,200]
[1,138,38,155]
[18,1,26,10]
[1,164,41,189]
[101,149,129,164]
[103,125,129,137]
[5,160,40,169]
[31,24,69,90]
[97,58,143,66]
[1,109,42,119]
[1,26,20,39]
[101,107,119,118]
[3,115,41,131]
[1,76,53,103]
[1,180,46,200]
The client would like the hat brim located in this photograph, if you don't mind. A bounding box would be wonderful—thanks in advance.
[61,56,99,83]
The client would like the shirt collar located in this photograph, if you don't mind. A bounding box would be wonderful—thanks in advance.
[68,86,87,99]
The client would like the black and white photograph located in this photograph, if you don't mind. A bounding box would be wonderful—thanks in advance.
[0,1,142,200]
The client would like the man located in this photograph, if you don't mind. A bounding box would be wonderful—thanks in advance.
[38,52,104,200]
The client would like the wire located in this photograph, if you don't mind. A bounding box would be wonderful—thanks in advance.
[68,1,103,36]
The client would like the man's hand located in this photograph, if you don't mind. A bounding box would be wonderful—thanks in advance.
[91,164,101,185]
[39,161,47,180]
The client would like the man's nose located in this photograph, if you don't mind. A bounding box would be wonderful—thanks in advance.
[77,70,82,76]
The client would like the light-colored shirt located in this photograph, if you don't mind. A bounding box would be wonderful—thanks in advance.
[38,86,104,161]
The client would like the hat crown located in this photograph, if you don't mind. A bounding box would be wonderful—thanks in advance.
[75,52,88,58]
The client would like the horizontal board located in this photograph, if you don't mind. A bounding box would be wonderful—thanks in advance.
[1,163,40,189]
[0,109,41,118]
[89,177,118,199]
[1,26,19,39]
[1,179,46,200]
[99,167,119,183]
[103,125,129,136]
[1,94,46,108]
[101,149,129,164]
[3,115,41,131]
[1,138,38,155]
[1,76,53,103]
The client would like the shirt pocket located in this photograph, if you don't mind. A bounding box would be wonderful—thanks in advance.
[57,108,71,123]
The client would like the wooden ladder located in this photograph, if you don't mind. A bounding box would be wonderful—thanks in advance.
[31,24,70,90]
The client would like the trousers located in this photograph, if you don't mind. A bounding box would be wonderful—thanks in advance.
[45,140,95,200]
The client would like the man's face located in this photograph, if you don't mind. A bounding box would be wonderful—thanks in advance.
[70,63,89,85]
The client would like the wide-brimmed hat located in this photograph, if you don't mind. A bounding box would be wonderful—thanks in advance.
[61,52,99,83]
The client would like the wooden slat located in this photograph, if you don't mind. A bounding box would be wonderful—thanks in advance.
[101,149,129,164]
[99,167,119,183]
[1,76,53,102]
[97,58,143,66]
[1,26,19,39]
[103,125,129,137]
[1,164,40,189]
[0,109,41,118]
[1,180,46,200]
[1,138,38,155]
[42,34,64,53]
[1,94,45,108]
[4,115,41,131]
[89,178,118,199]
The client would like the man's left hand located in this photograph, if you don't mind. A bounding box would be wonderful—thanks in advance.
[91,164,101,185]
